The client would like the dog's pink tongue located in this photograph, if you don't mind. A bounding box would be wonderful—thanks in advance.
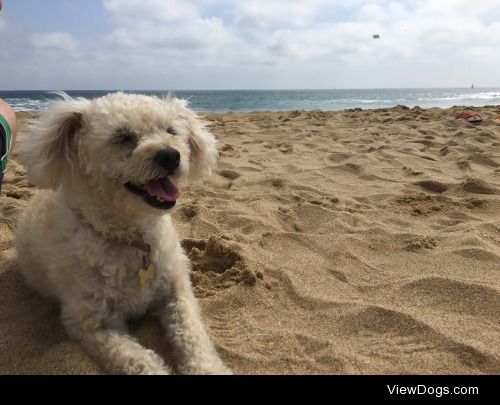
[144,177,180,201]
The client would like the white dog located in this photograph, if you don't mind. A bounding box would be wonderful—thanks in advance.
[15,92,231,375]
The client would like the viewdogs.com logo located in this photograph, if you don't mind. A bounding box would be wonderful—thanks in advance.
[387,385,478,398]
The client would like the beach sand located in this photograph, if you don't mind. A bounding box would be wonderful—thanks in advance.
[1,106,499,374]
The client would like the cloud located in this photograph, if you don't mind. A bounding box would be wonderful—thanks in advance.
[102,0,241,69]
[105,17,235,51]
[30,32,77,51]
[103,0,200,24]
[233,0,332,30]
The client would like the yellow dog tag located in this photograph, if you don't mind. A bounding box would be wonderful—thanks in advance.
[139,255,155,287]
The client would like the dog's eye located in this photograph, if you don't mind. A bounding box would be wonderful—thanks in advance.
[166,127,176,135]
[112,128,138,148]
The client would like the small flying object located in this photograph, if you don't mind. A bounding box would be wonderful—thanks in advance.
[373,34,380,39]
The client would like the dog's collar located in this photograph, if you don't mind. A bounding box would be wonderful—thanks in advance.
[129,239,151,254]
[70,207,151,254]
[69,207,155,287]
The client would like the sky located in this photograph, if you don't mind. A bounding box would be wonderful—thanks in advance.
[1,0,500,90]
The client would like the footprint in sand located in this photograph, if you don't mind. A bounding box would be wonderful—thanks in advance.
[220,143,233,151]
[403,167,423,176]
[456,160,471,171]
[218,169,241,180]
[181,236,257,297]
[415,180,448,193]
[394,194,455,216]
[464,198,487,209]
[403,236,437,252]
[271,178,285,188]
[328,152,351,162]
[178,203,198,219]
[279,143,293,153]
[467,153,499,168]
[460,178,497,195]
[439,146,449,156]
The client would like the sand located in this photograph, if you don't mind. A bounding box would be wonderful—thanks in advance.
[1,106,500,374]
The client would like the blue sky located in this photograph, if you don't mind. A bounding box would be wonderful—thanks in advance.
[5,1,111,38]
[1,0,500,90]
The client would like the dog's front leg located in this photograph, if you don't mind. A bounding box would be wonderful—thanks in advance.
[152,248,231,374]
[62,308,171,375]
[159,273,231,375]
[145,220,231,375]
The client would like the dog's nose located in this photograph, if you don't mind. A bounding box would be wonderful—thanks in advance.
[154,147,180,173]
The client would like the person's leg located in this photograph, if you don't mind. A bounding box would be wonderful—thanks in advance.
[0,99,17,192]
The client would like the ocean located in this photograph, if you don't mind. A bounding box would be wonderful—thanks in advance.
[1,88,500,113]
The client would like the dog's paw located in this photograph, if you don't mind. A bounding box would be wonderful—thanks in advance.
[178,361,232,375]
[117,349,172,375]
[217,365,233,375]
[140,362,173,375]
[111,361,172,375]
[204,364,232,375]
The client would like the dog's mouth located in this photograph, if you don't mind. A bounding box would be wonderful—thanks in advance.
[124,177,181,210]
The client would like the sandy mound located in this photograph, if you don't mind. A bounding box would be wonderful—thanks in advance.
[1,106,499,374]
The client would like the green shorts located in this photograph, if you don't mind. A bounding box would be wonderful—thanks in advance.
[0,114,13,192]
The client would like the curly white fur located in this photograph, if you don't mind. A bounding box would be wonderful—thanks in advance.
[15,92,230,375]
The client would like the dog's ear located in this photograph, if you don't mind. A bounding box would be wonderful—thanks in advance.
[19,95,90,189]
[184,112,219,182]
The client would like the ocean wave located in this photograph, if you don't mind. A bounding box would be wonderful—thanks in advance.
[418,92,500,102]
[357,99,390,104]
[6,98,50,112]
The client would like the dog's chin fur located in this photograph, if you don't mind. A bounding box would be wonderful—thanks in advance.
[14,92,231,375]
